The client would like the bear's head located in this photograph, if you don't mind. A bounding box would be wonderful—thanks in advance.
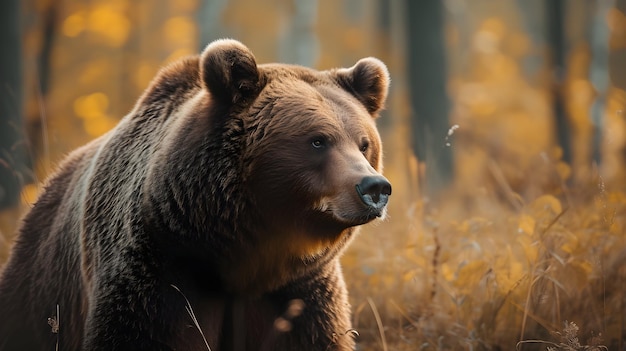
[148,39,391,292]
[200,39,391,267]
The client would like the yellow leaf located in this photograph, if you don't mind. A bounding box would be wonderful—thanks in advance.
[454,260,489,290]
[518,214,535,235]
[550,146,564,160]
[368,274,380,287]
[88,4,130,47]
[529,194,563,216]
[517,235,538,262]
[163,16,197,48]
[555,162,571,182]
[441,263,455,282]
[457,217,491,233]
[134,61,158,89]
[403,270,418,282]
[494,247,526,292]
[164,48,196,65]
[561,235,580,254]
[21,184,39,205]
[607,191,626,203]
[84,116,117,137]
[74,92,109,120]
[62,11,86,37]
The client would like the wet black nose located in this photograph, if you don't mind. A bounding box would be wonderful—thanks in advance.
[355,175,392,209]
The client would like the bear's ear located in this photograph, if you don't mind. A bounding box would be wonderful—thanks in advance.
[200,39,262,105]
[334,57,390,115]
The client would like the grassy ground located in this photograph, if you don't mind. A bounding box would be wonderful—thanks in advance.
[0,155,623,351]
[344,159,625,350]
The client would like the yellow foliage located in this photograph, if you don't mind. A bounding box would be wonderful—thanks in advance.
[456,216,491,233]
[555,161,572,182]
[487,53,519,81]
[517,234,538,262]
[134,61,159,89]
[21,184,39,206]
[163,16,197,49]
[73,93,116,137]
[507,32,531,57]
[607,7,626,49]
[607,190,626,203]
[62,11,86,37]
[73,92,109,120]
[61,4,131,47]
[494,251,525,294]
[164,48,197,65]
[480,17,507,38]
[560,234,580,255]
[529,194,563,217]
[518,214,536,235]
[87,4,131,47]
[403,245,428,267]
[84,117,118,137]
[441,262,455,282]
[402,269,417,283]
[169,0,198,12]
[454,260,489,291]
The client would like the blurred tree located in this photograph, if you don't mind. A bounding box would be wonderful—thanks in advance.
[28,1,57,179]
[612,0,626,90]
[588,0,613,166]
[279,0,318,66]
[197,0,229,46]
[547,0,616,175]
[546,0,572,165]
[613,0,626,164]
[517,0,546,81]
[0,0,28,209]
[405,0,452,196]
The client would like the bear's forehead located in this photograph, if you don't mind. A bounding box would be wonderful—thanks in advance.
[260,79,372,128]
[317,85,372,126]
[246,64,378,140]
[258,63,320,81]
[258,65,369,114]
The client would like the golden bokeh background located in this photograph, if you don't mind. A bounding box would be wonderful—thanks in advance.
[1,0,626,349]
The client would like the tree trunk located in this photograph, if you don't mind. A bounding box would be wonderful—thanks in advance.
[405,0,452,196]
[0,0,25,209]
[546,0,572,166]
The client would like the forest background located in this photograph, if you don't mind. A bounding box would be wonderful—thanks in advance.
[1,0,626,350]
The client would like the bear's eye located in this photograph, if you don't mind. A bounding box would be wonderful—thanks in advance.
[360,141,369,153]
[311,138,326,149]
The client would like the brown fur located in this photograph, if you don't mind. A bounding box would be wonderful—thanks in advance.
[0,39,390,351]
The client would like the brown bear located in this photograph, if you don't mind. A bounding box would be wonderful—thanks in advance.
[0,39,391,351]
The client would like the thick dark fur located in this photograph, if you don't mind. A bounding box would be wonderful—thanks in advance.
[0,39,390,350]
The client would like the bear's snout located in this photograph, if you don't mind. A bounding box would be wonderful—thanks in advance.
[355,175,392,213]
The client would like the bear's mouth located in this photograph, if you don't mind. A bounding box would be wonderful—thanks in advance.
[313,195,387,228]
[342,207,386,226]
[316,205,386,228]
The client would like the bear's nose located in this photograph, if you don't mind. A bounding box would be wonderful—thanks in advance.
[355,175,392,210]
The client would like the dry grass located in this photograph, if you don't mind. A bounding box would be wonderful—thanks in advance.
[3,155,623,351]
[343,156,626,350]
[171,284,212,351]
[1,157,624,351]
[1,139,624,351]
